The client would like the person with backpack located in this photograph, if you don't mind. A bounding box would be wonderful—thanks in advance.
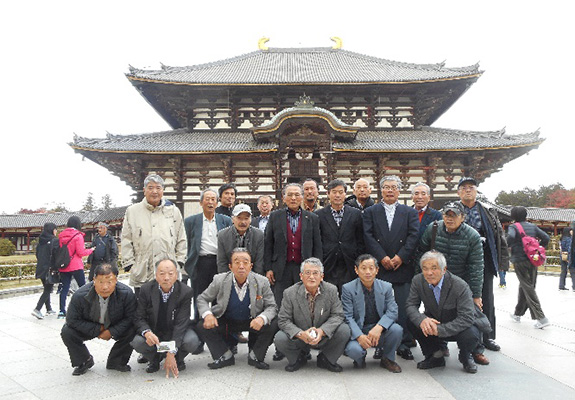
[507,206,550,329]
[57,216,94,319]
[559,227,573,291]
[31,222,59,319]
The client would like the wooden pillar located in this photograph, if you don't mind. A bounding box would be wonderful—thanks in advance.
[26,229,31,252]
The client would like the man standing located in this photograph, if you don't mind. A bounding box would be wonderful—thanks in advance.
[251,195,274,232]
[61,264,135,375]
[217,204,264,275]
[196,248,278,370]
[121,174,187,297]
[363,175,419,360]
[457,177,509,352]
[264,183,322,307]
[274,258,351,372]
[88,222,118,281]
[406,251,480,374]
[184,189,232,318]
[342,254,403,372]
[345,178,375,211]
[315,179,365,292]
[215,183,237,217]
[417,201,488,365]
[411,182,442,239]
[131,259,200,377]
[302,179,322,212]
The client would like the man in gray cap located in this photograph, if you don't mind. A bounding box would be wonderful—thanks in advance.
[457,177,509,352]
[217,204,264,275]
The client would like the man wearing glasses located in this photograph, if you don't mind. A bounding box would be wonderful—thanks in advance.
[457,177,509,353]
[363,176,420,361]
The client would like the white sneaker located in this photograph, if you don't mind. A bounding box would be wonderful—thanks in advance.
[510,313,521,323]
[534,318,550,329]
[31,309,44,320]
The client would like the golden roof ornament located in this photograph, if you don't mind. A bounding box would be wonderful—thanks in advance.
[330,37,342,49]
[258,37,270,51]
[294,94,314,108]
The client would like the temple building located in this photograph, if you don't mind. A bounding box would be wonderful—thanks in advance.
[70,38,543,215]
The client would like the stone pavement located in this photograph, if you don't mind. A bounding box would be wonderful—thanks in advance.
[1,272,574,400]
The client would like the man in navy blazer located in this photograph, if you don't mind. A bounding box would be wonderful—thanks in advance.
[184,189,232,320]
[411,182,442,239]
[363,175,419,360]
[315,179,364,292]
[342,254,403,372]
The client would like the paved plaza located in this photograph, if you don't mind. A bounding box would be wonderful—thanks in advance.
[1,272,574,400]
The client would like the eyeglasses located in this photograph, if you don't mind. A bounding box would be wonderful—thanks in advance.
[382,185,399,191]
[302,270,321,277]
[285,193,302,198]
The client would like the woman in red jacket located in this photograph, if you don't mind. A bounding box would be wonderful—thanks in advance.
[57,216,94,318]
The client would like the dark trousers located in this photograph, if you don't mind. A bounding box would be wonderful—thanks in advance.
[391,282,413,348]
[514,259,546,320]
[273,261,301,308]
[481,265,496,341]
[131,328,201,364]
[324,258,350,296]
[35,278,53,312]
[61,324,133,367]
[196,317,279,362]
[59,269,86,313]
[559,260,575,290]
[410,320,480,359]
[192,255,218,320]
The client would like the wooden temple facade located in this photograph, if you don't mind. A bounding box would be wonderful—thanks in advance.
[70,41,544,216]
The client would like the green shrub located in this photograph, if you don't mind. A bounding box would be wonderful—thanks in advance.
[0,239,16,256]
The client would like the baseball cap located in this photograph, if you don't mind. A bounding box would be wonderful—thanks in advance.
[457,177,478,189]
[232,204,252,217]
[442,201,465,216]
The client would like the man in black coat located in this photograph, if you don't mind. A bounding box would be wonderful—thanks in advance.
[61,263,136,376]
[87,222,118,281]
[315,179,365,293]
[363,175,420,360]
[131,259,200,377]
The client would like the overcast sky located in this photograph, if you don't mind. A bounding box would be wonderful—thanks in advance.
[2,1,571,214]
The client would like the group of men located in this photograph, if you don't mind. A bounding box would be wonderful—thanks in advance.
[60,173,508,377]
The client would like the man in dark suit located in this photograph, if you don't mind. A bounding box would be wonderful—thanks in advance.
[218,204,264,274]
[264,183,322,307]
[61,263,135,376]
[184,188,232,320]
[406,251,480,374]
[251,195,274,231]
[196,248,278,370]
[411,182,442,239]
[315,179,364,292]
[131,259,201,377]
[274,258,351,372]
[363,175,419,360]
[342,254,403,372]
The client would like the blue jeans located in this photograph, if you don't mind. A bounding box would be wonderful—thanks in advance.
[498,270,507,286]
[59,269,86,313]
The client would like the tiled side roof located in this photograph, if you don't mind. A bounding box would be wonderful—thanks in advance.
[126,47,481,85]
[0,206,128,229]
[481,200,575,223]
[71,127,542,153]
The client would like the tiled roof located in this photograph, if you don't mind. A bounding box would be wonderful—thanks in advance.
[0,207,128,230]
[71,127,542,153]
[481,200,575,223]
[126,47,481,85]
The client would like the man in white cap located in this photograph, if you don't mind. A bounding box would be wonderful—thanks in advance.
[217,204,265,275]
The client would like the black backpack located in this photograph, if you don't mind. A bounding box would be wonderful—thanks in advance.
[51,232,80,270]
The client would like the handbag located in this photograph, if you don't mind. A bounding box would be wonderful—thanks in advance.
[561,252,569,262]
[46,269,60,285]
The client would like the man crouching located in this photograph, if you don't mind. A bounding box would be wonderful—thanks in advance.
[61,263,135,375]
[196,247,278,370]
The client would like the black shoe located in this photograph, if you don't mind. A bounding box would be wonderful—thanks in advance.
[106,364,131,372]
[177,361,186,371]
[559,287,569,291]
[353,356,366,369]
[73,356,94,376]
[208,355,235,369]
[273,350,285,361]
[373,347,383,359]
[460,355,478,374]
[416,355,445,370]
[137,354,149,364]
[484,339,501,352]
[146,360,160,373]
[317,352,343,372]
[248,357,270,370]
[396,348,414,360]
[192,343,204,355]
[285,352,308,372]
